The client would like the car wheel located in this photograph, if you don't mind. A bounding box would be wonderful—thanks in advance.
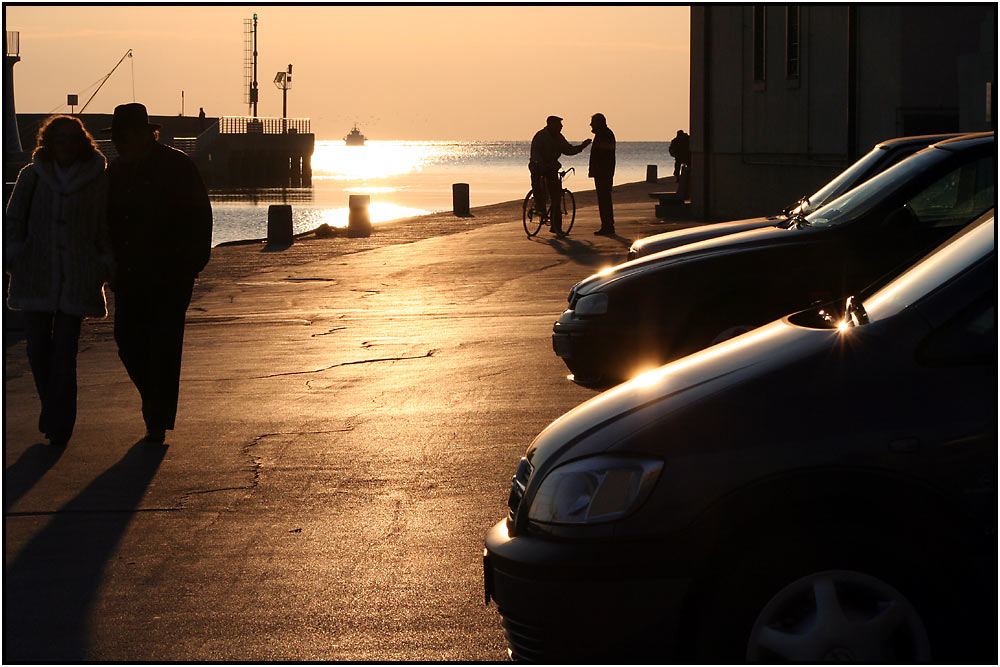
[564,359,605,386]
[689,526,969,663]
[745,569,930,663]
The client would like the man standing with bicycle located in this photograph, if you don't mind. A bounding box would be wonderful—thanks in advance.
[529,116,591,235]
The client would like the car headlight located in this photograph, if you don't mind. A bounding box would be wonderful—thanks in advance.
[574,292,609,316]
[527,455,663,525]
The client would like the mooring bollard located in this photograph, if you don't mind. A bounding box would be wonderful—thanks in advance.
[452,183,470,217]
[646,164,658,183]
[267,204,293,245]
[347,194,372,238]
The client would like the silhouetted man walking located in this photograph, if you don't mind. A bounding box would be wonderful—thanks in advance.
[589,113,616,235]
[105,103,212,444]
[529,115,590,235]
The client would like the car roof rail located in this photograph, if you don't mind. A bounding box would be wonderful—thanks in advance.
[932,131,995,148]
[875,132,964,149]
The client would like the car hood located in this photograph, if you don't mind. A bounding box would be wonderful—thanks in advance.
[629,216,776,257]
[575,224,811,296]
[526,317,837,468]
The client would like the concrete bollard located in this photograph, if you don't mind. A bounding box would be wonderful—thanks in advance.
[452,183,470,217]
[267,204,293,245]
[646,164,658,183]
[347,194,373,237]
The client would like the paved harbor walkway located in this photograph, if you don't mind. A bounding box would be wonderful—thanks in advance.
[4,180,698,661]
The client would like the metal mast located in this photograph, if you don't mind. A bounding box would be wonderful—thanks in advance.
[274,64,292,125]
[243,14,259,117]
[252,13,258,117]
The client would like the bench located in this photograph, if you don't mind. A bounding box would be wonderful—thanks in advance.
[649,191,688,219]
[649,191,684,204]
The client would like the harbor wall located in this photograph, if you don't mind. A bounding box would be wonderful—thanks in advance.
[14,113,214,150]
[10,113,315,188]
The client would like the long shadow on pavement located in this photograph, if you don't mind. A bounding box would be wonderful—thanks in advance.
[534,235,611,270]
[604,233,633,250]
[4,443,66,513]
[3,440,168,662]
[534,230,635,270]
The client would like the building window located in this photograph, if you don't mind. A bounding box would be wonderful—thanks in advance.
[753,6,767,82]
[786,6,800,79]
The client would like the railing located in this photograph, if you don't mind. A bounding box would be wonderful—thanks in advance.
[218,116,310,135]
[6,31,19,57]
[173,138,198,154]
[96,140,118,160]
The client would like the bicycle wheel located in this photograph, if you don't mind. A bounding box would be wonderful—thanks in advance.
[523,191,543,237]
[562,189,576,234]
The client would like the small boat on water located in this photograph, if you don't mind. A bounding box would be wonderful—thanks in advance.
[344,124,366,146]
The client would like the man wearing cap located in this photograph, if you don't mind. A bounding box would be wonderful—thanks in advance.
[529,116,591,235]
[104,103,212,444]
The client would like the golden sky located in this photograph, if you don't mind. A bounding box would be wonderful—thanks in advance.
[5,4,690,141]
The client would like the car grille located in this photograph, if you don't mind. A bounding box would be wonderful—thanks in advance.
[499,610,546,662]
[506,457,532,521]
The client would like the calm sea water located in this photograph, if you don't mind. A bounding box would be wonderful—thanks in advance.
[210,140,672,246]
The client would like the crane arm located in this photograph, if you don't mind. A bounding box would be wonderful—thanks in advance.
[79,49,132,114]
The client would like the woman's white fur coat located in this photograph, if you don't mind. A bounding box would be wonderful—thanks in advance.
[4,152,114,318]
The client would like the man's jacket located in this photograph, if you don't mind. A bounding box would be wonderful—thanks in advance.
[108,142,212,283]
[530,128,585,175]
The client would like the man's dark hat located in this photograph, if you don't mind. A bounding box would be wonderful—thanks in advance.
[101,103,161,136]
[546,115,563,124]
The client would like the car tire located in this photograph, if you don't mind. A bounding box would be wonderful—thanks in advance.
[564,358,606,386]
[744,568,930,662]
[689,526,972,663]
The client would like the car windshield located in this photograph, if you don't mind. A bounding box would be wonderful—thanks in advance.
[861,212,994,321]
[804,149,946,227]
[790,146,889,216]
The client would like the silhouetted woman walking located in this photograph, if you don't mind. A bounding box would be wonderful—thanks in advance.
[4,115,113,446]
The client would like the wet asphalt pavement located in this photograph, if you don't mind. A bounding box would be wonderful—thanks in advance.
[4,192,692,660]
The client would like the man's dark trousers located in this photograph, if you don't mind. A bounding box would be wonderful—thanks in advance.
[594,174,615,232]
[113,278,194,431]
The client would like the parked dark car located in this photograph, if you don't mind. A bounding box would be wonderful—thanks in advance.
[554,132,994,383]
[486,211,996,663]
[628,133,963,261]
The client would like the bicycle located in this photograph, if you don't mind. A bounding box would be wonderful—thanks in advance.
[522,167,577,238]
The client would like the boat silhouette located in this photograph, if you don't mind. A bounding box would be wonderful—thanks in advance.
[344,124,366,146]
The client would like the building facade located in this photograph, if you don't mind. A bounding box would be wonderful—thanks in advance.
[690,5,996,221]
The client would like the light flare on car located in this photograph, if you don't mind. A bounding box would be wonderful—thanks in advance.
[603,322,788,397]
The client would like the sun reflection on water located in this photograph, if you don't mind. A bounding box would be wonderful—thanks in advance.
[297,202,430,230]
[312,140,459,180]
[345,186,397,194]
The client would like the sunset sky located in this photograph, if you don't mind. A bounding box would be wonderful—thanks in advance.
[4,4,690,141]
